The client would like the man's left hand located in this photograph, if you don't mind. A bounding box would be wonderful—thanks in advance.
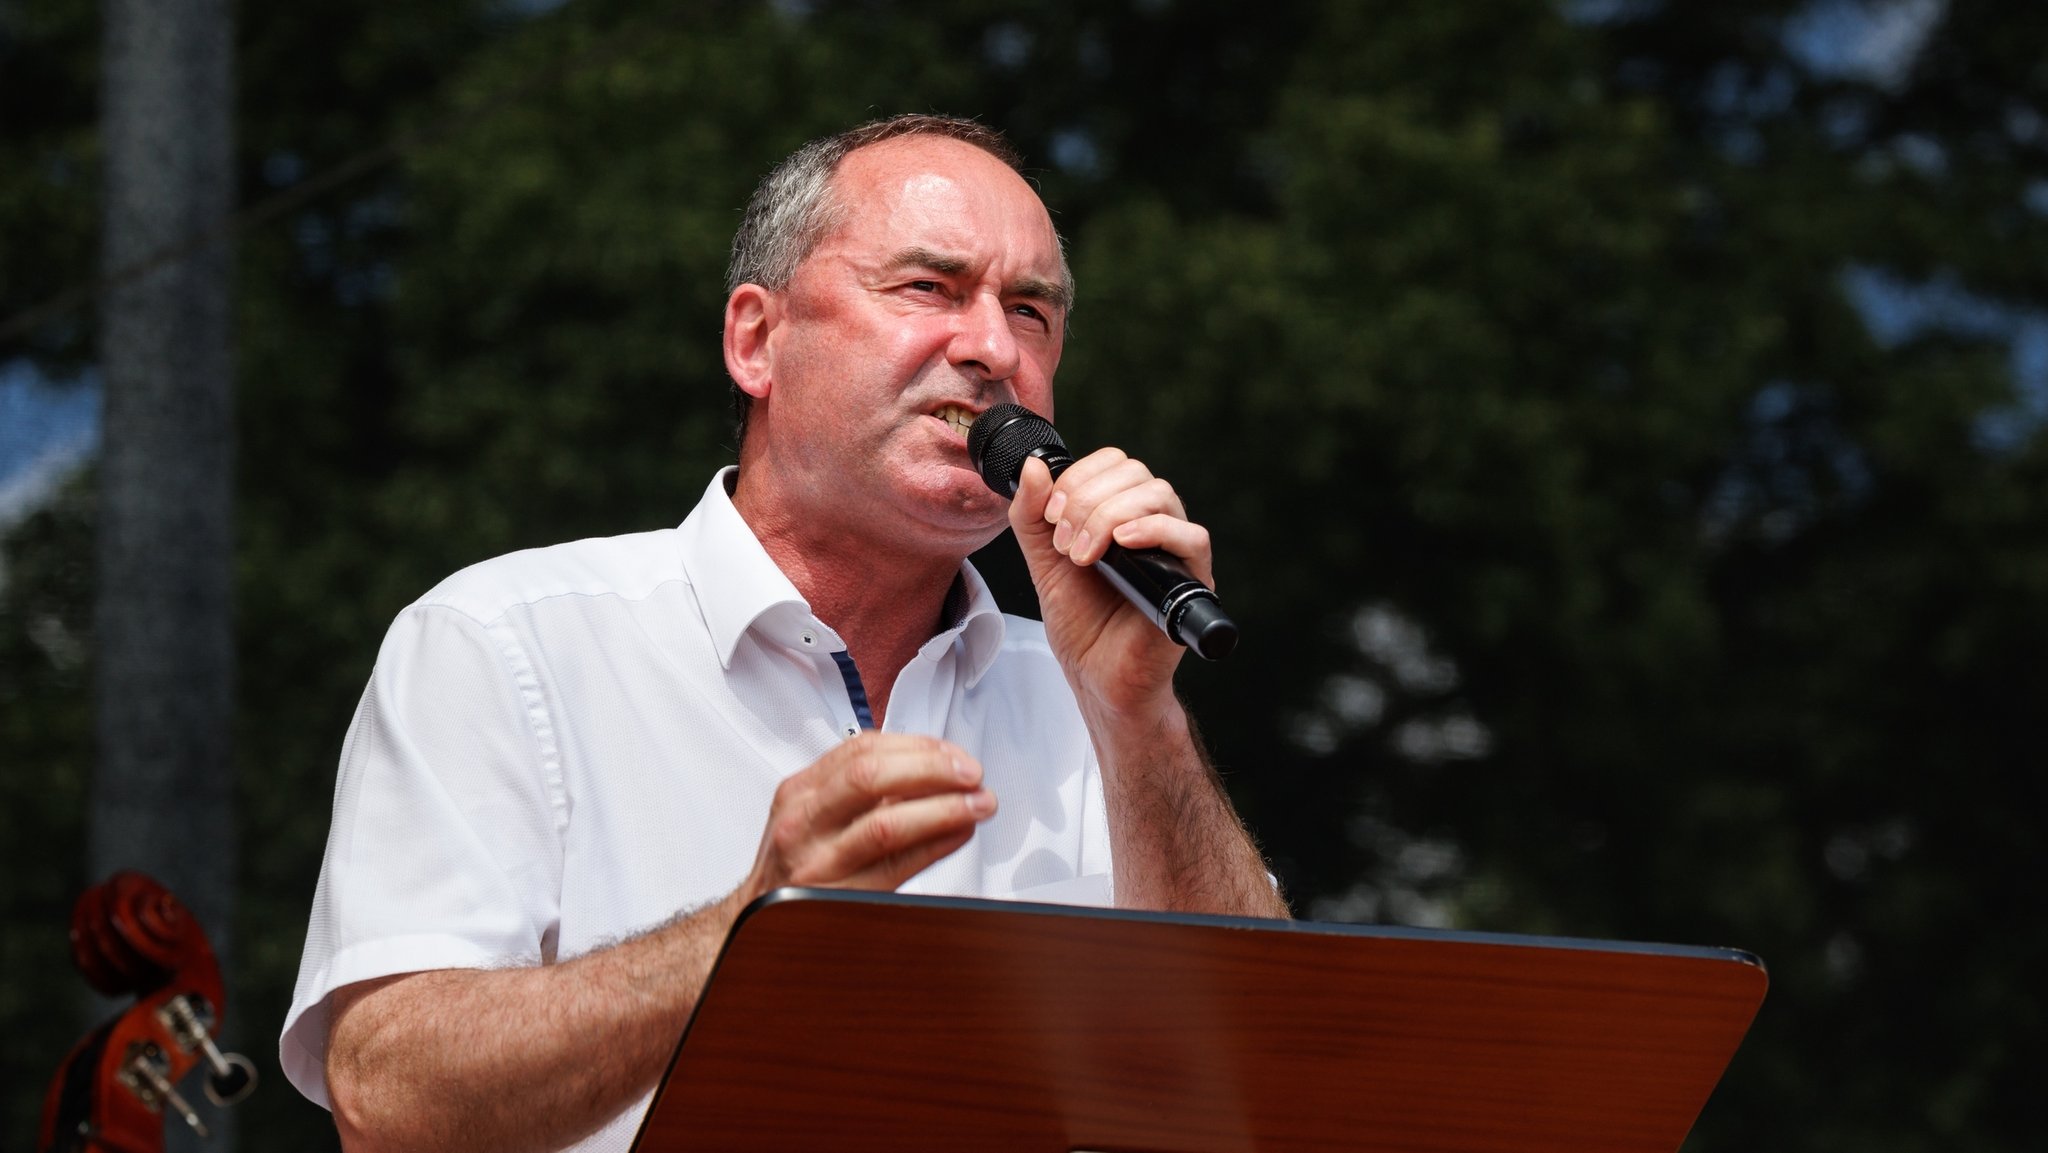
[1008,448,1211,720]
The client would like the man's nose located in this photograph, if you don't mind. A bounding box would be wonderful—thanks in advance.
[949,291,1021,382]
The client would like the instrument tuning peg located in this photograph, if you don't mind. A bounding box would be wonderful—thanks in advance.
[161,994,260,1107]
[202,1052,258,1107]
[119,1044,209,1138]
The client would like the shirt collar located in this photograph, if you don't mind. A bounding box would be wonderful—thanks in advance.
[677,467,1009,681]
[932,553,1008,689]
[676,468,809,669]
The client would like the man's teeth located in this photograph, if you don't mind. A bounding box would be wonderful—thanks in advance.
[937,406,976,438]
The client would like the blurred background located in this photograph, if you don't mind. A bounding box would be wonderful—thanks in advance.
[4,0,2044,1148]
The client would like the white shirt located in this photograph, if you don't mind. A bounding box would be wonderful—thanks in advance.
[280,469,1113,1150]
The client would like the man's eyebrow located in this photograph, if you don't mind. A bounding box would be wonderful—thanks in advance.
[887,247,1072,313]
[887,247,971,277]
[1006,275,1073,314]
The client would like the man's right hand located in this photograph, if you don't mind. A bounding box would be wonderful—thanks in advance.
[734,732,997,904]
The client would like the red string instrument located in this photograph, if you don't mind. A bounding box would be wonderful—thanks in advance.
[38,871,256,1153]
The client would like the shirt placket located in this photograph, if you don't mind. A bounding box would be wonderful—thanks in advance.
[793,622,869,738]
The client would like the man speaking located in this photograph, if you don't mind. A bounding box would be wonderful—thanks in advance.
[280,114,1288,1153]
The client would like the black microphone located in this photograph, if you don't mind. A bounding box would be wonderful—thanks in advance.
[968,403,1238,661]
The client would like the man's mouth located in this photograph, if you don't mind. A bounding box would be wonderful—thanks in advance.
[934,404,978,440]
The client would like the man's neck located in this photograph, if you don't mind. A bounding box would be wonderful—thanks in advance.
[730,474,968,725]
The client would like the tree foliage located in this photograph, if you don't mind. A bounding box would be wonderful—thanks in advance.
[3,0,2044,1149]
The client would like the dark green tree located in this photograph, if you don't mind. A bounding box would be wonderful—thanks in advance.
[1052,4,2047,1150]
[1,0,105,1142]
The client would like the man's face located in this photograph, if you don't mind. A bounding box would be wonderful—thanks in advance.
[744,135,1070,556]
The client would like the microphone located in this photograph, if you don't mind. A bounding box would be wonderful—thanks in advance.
[968,403,1239,661]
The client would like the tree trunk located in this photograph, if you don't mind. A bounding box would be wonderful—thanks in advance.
[94,0,236,1148]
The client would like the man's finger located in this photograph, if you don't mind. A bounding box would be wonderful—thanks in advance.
[1107,514,1215,586]
[1038,446,1131,511]
[799,789,997,888]
[843,826,981,893]
[1009,456,1057,542]
[793,733,982,831]
[1060,478,1189,566]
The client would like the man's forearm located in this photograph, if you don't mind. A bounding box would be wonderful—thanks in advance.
[1093,703,1290,918]
[328,890,743,1153]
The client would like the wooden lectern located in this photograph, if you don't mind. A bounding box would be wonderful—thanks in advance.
[632,889,1765,1152]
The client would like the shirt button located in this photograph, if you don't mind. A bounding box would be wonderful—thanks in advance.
[843,725,858,737]
[800,630,816,646]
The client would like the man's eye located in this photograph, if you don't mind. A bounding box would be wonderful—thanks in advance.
[908,280,943,293]
[1012,304,1047,323]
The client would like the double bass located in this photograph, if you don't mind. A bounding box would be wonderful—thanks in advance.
[39,871,257,1153]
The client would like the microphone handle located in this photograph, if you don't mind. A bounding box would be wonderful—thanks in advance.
[1028,447,1239,661]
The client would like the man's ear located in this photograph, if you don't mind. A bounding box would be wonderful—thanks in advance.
[723,284,779,403]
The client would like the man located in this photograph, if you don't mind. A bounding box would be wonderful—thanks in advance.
[281,115,1286,1153]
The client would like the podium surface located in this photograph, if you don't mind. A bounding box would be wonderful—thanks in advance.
[634,889,1765,1152]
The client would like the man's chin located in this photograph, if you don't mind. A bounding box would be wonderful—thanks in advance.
[900,469,1010,540]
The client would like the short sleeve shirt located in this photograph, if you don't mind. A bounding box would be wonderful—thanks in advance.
[279,469,1114,1150]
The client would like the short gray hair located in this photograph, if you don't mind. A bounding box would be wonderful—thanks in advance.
[725,115,1070,443]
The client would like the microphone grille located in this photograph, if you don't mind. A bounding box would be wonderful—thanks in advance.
[967,403,1066,496]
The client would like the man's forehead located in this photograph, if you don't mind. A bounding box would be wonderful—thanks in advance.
[815,137,1064,287]
[838,133,1022,188]
[832,138,1056,236]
